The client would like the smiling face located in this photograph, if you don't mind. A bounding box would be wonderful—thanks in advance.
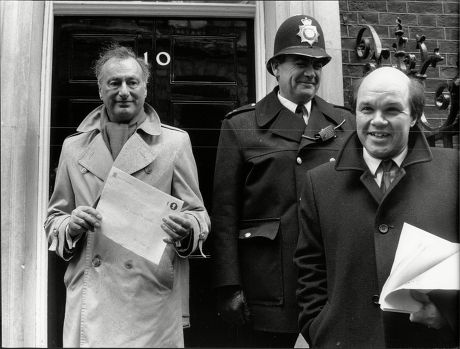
[99,57,147,123]
[271,55,322,104]
[356,67,416,159]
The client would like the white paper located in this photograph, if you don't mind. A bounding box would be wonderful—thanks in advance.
[96,166,183,264]
[379,223,459,313]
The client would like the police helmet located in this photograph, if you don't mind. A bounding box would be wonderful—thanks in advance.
[267,15,331,75]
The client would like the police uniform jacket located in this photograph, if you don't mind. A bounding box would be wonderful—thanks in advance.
[211,87,355,332]
[295,129,459,348]
[44,104,210,348]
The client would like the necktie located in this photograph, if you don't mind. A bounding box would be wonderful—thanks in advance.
[295,104,308,124]
[380,159,398,193]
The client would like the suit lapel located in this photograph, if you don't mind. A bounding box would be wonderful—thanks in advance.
[113,132,157,175]
[78,134,113,181]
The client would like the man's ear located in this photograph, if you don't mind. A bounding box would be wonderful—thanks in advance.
[271,62,279,78]
[410,115,417,127]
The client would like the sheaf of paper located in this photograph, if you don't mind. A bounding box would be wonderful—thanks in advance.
[96,166,183,264]
[379,222,459,313]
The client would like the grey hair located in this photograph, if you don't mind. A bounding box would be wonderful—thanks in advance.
[94,43,151,85]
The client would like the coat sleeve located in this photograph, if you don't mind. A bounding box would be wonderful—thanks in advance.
[210,117,244,289]
[294,170,328,344]
[44,140,78,261]
[171,132,210,257]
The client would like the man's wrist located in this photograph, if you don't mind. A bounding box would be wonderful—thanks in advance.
[65,224,82,250]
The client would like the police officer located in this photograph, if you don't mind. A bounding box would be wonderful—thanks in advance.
[211,15,356,347]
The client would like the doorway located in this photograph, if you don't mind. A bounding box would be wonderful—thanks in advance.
[49,16,255,347]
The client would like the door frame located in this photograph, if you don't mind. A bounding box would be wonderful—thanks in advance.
[39,1,265,345]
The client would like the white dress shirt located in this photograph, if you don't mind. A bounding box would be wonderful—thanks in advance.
[363,147,408,187]
[278,93,312,125]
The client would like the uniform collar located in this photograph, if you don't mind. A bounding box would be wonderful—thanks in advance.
[77,103,162,136]
[277,92,312,116]
[256,86,345,128]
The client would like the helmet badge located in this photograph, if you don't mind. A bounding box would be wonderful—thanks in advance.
[297,17,320,47]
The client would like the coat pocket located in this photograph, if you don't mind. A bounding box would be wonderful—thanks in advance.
[238,218,283,305]
[154,244,175,291]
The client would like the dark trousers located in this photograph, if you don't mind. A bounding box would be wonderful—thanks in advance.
[235,326,298,348]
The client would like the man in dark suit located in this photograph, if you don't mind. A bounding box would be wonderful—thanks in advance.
[295,66,458,348]
[211,15,355,347]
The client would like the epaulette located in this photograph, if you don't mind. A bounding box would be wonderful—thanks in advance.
[225,103,256,119]
[161,123,186,133]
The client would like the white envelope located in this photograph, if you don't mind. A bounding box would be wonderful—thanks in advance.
[96,166,184,264]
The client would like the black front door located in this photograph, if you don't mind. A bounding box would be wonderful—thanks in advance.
[50,16,255,347]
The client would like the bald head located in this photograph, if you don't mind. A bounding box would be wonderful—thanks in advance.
[354,66,426,159]
[351,67,425,121]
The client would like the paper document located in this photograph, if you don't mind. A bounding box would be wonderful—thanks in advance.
[379,222,459,313]
[96,166,184,264]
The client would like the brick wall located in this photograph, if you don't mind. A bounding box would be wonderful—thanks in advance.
[339,0,459,147]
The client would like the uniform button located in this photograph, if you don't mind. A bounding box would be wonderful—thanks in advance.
[244,232,251,238]
[329,158,336,162]
[378,224,389,234]
[80,167,88,173]
[296,157,302,165]
[124,260,133,269]
[372,294,380,305]
[144,166,152,174]
[92,255,101,267]
[199,232,206,240]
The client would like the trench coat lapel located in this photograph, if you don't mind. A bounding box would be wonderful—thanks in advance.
[113,132,156,175]
[78,134,113,182]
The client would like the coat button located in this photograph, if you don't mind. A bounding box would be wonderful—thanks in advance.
[124,260,133,269]
[296,157,302,165]
[372,294,380,305]
[378,224,389,234]
[244,232,251,238]
[329,158,336,162]
[80,167,88,174]
[144,166,152,174]
[92,255,101,267]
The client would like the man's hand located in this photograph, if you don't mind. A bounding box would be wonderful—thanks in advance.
[161,213,193,244]
[217,288,251,326]
[68,206,102,238]
[409,290,447,329]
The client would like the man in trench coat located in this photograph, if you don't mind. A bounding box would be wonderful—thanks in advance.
[295,67,459,348]
[211,15,355,347]
[44,44,210,347]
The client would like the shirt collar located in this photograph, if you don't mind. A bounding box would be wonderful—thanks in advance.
[277,92,312,116]
[363,147,408,176]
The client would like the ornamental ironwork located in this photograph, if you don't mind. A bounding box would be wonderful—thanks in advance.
[354,18,459,147]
